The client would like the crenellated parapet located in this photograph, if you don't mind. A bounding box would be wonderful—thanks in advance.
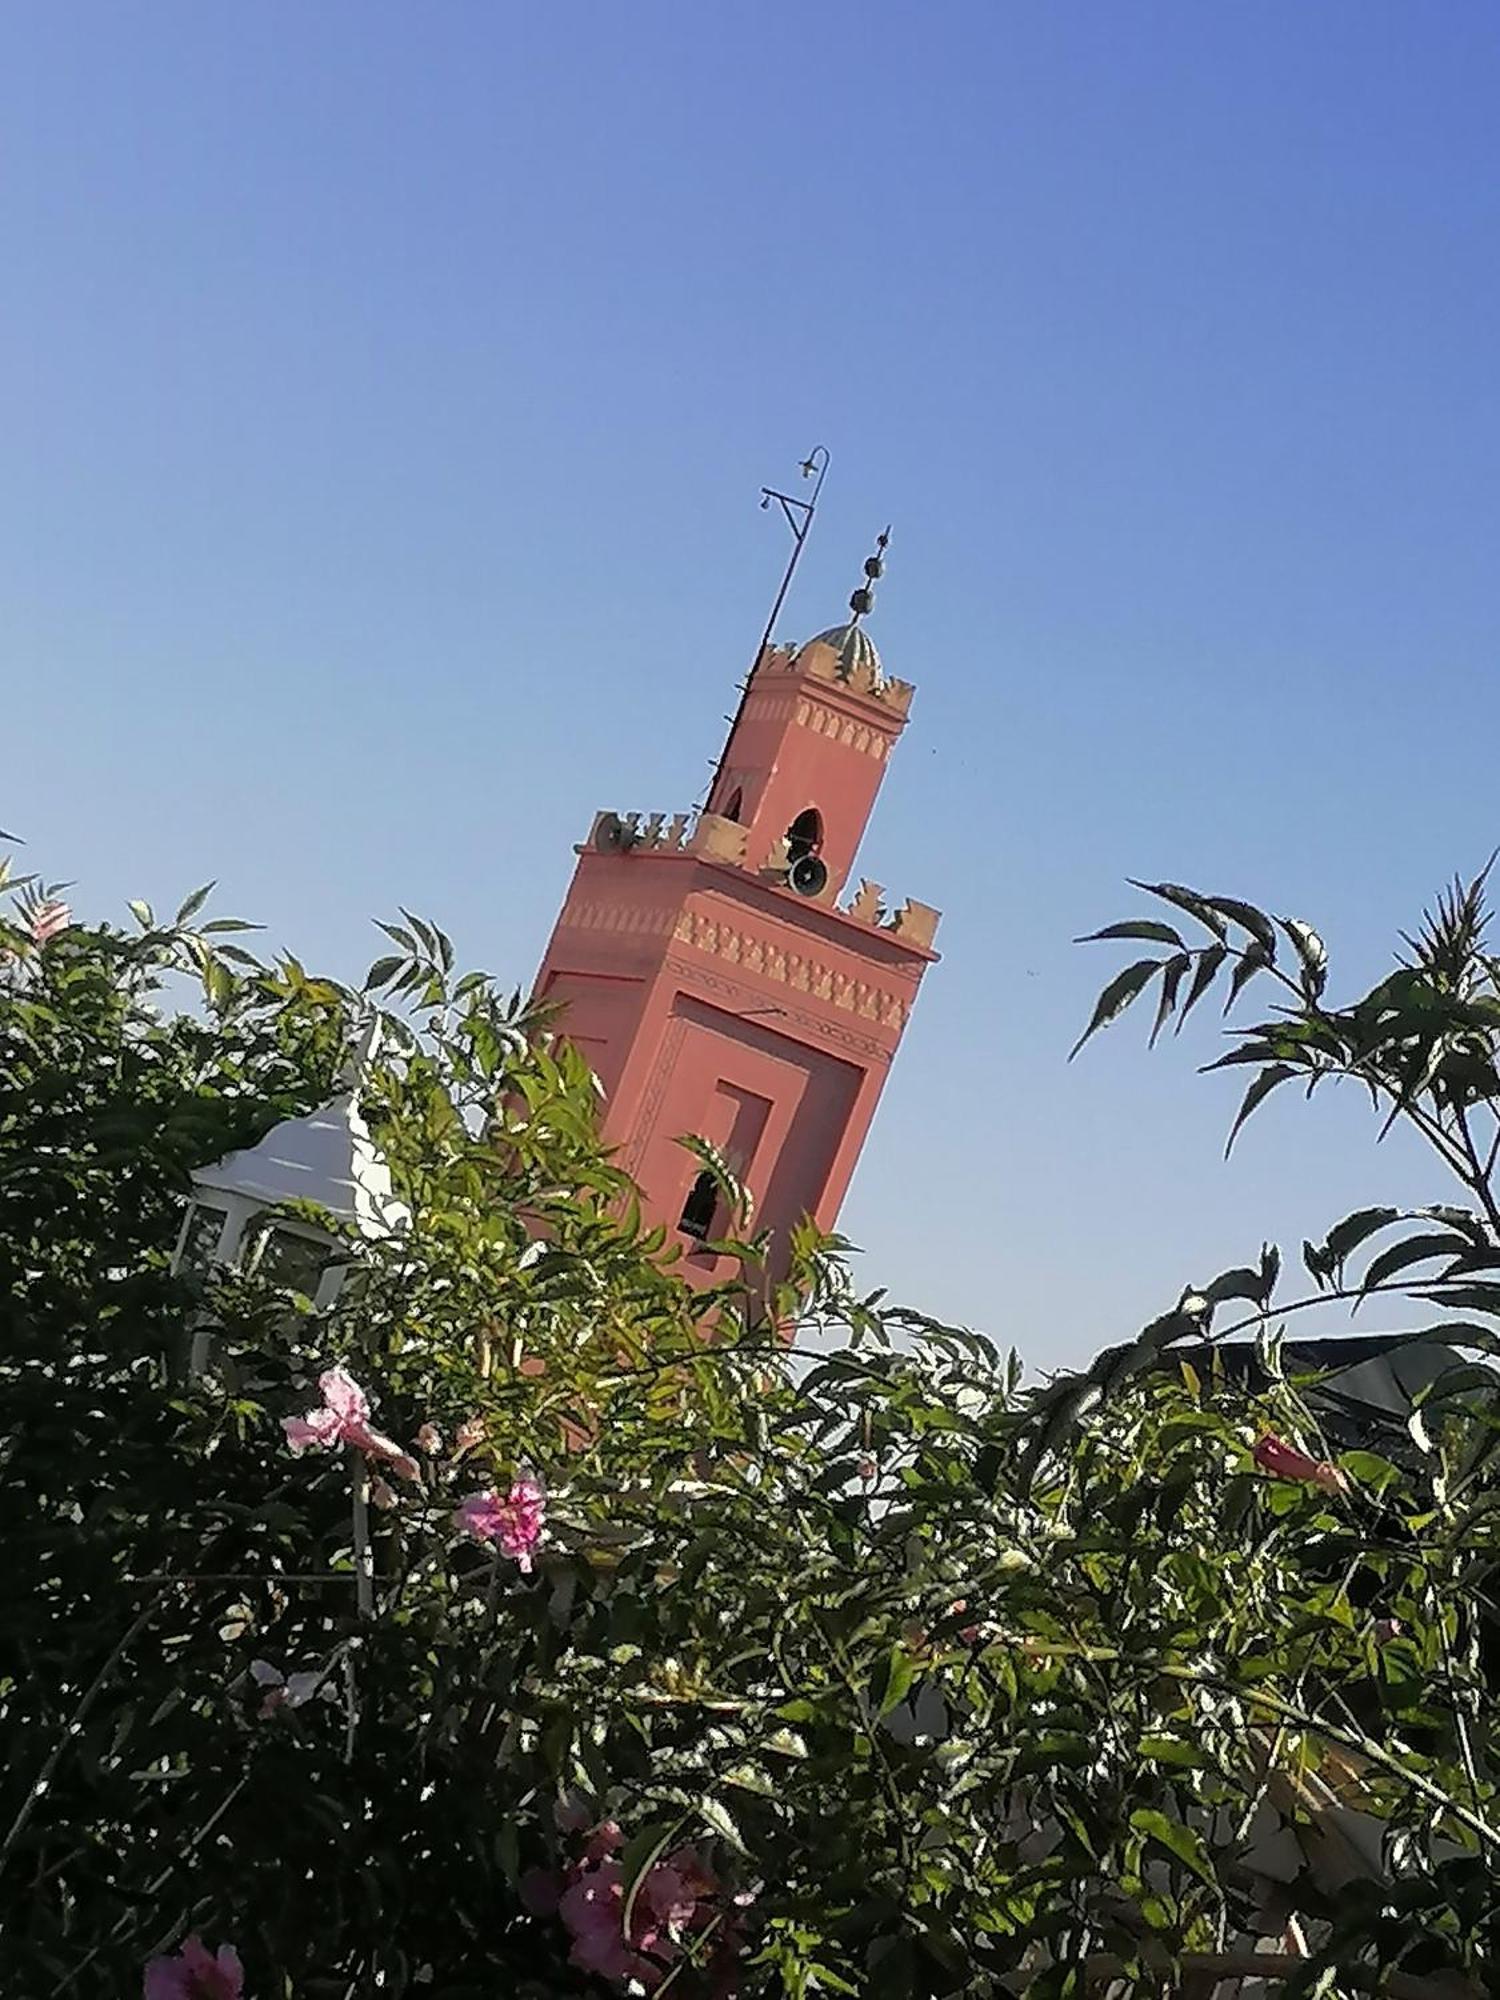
[752,636,915,717]
[580,811,940,951]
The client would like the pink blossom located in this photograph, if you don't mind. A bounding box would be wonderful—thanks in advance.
[553,1841,738,1993]
[282,1365,419,1480]
[415,1423,443,1456]
[249,1658,323,1720]
[584,1818,624,1862]
[455,1476,546,1571]
[559,1860,647,1985]
[143,1935,243,2000]
[28,899,71,945]
[1252,1432,1348,1495]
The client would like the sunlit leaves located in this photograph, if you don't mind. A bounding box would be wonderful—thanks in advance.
[1069,958,1162,1057]
[6,849,1500,1997]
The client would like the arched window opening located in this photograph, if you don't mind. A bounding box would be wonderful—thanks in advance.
[721,787,743,824]
[785,808,823,864]
[678,1170,719,1242]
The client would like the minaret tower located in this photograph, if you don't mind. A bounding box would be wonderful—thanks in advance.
[532,463,940,1282]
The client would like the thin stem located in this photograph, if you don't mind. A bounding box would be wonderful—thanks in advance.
[124,1570,356,1586]
[1452,1104,1500,1234]
[1074,1950,1479,1999]
[1431,1576,1485,1814]
[349,1444,374,1619]
[995,1640,1500,1856]
[0,1589,168,1875]
[48,1774,250,1996]
[1212,1277,1476,1346]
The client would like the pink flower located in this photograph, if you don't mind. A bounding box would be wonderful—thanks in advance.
[415,1423,443,1456]
[559,1859,646,1985]
[553,1841,737,1993]
[143,1935,243,2000]
[456,1476,546,1571]
[548,1832,748,2000]
[282,1365,419,1480]
[249,1658,323,1720]
[1252,1432,1348,1495]
[28,899,71,945]
[584,1818,624,1862]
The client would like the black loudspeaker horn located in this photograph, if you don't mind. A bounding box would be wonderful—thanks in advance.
[787,853,829,899]
[593,813,636,854]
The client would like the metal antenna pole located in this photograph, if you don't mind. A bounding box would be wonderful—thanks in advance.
[701,447,829,812]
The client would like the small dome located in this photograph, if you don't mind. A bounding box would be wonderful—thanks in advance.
[193,1089,408,1239]
[798,622,883,685]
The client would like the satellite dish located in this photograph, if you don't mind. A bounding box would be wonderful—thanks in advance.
[787,853,829,899]
[593,813,636,854]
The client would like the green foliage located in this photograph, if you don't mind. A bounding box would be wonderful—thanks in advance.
[0,856,1497,1996]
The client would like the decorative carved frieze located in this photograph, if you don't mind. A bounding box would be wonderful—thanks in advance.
[663,957,895,1064]
[671,909,908,1031]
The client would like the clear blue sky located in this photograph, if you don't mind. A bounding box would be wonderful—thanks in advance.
[5,4,1499,1365]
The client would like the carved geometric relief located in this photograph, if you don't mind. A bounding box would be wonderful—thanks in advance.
[667,908,909,1033]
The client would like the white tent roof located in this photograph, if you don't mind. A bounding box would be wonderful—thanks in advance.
[195,1090,405,1238]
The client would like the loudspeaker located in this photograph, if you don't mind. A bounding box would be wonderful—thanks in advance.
[787,853,829,899]
[593,813,636,854]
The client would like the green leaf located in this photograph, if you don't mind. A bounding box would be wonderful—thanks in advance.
[764,1728,809,1759]
[876,1643,920,1717]
[1069,958,1163,1058]
[364,955,405,991]
[1128,1808,1217,1888]
[1280,916,1328,999]
[620,1818,687,1934]
[1225,1063,1297,1156]
[1205,1264,1268,1309]
[1137,1735,1203,1769]
[1203,895,1278,956]
[128,899,154,929]
[1260,1239,1281,1301]
[1324,1207,1402,1268]
[1359,1232,1473,1297]
[1225,941,1273,1012]
[174,882,215,926]
[1417,1361,1500,1408]
[1302,1237,1335,1288]
[1341,1450,1401,1494]
[697,1793,749,1853]
[1076,920,1186,948]
[722,1763,779,1797]
[1149,953,1192,1047]
[1176,943,1228,1031]
[1129,880,1228,938]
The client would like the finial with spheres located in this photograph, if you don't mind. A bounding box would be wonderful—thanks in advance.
[848,528,891,623]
